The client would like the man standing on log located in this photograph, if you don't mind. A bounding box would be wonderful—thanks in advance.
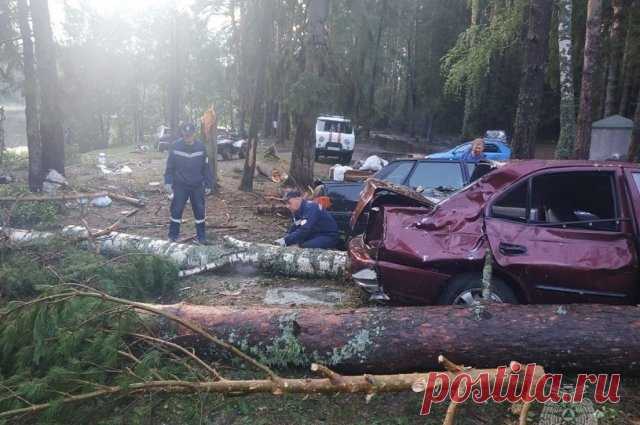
[164,123,214,244]
[275,191,340,249]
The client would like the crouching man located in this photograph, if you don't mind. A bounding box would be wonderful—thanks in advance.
[164,123,214,244]
[275,191,339,249]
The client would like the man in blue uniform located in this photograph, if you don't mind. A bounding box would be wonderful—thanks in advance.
[275,191,340,249]
[164,123,214,243]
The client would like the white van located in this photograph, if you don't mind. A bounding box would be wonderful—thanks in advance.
[315,115,355,164]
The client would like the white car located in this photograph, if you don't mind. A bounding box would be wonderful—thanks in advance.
[315,115,355,164]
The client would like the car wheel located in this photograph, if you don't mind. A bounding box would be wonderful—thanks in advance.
[437,273,518,305]
[314,151,320,161]
[342,152,353,165]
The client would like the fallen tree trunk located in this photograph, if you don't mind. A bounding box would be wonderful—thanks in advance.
[151,303,640,374]
[0,226,347,279]
[0,191,144,207]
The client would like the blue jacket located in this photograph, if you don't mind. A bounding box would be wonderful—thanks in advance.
[460,148,486,163]
[285,200,339,246]
[164,138,214,189]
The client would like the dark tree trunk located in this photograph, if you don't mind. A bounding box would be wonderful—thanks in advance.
[289,0,330,188]
[555,0,577,159]
[240,1,272,192]
[155,303,640,374]
[168,14,182,138]
[510,0,554,159]
[573,0,603,159]
[619,0,639,117]
[30,0,65,175]
[277,103,289,144]
[604,0,625,117]
[363,0,387,140]
[626,87,640,161]
[17,0,42,191]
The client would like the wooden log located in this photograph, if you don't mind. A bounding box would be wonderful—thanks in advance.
[256,204,290,215]
[0,191,145,207]
[149,303,640,374]
[0,226,347,279]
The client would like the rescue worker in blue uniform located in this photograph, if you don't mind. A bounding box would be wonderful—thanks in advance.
[164,123,214,243]
[460,138,486,163]
[274,191,340,249]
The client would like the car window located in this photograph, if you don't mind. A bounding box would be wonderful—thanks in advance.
[407,162,464,190]
[375,161,414,185]
[531,172,618,231]
[316,120,352,134]
[632,173,640,191]
[491,180,528,222]
[484,143,499,153]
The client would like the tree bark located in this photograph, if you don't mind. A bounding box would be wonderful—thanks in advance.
[363,0,388,140]
[626,87,640,161]
[618,0,639,117]
[201,107,218,191]
[30,0,65,176]
[289,0,330,188]
[511,0,554,159]
[554,0,577,159]
[573,0,603,159]
[604,0,625,117]
[0,226,347,280]
[17,0,43,191]
[148,303,640,374]
[240,1,272,192]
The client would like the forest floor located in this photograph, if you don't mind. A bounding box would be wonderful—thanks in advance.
[2,137,637,424]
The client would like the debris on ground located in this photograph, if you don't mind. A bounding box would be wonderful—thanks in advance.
[359,155,388,172]
[42,169,69,194]
[90,195,112,208]
[329,164,353,181]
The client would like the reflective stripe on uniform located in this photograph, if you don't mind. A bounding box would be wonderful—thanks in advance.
[170,217,182,223]
[173,150,204,158]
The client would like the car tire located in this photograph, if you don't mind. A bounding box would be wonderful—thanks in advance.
[437,273,518,305]
[314,151,320,161]
[341,152,353,165]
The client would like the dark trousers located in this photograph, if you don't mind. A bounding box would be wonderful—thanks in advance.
[300,234,340,249]
[169,184,206,241]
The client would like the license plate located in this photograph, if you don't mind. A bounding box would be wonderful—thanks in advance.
[328,146,340,151]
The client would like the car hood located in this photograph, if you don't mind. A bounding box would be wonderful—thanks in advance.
[350,179,440,228]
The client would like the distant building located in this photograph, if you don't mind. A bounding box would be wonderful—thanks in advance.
[589,114,634,161]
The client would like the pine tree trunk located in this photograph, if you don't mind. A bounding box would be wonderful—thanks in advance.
[573,0,603,159]
[289,0,330,188]
[363,0,387,140]
[30,0,64,176]
[555,0,577,159]
[604,0,625,117]
[626,88,640,161]
[155,303,640,373]
[17,0,43,191]
[511,0,554,159]
[240,1,272,192]
[618,0,639,117]
[168,14,181,138]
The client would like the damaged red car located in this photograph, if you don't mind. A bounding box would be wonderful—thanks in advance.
[349,160,640,305]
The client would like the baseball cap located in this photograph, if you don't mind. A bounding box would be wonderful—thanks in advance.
[181,123,196,135]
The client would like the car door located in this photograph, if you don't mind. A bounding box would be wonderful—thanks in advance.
[482,142,501,160]
[485,168,638,304]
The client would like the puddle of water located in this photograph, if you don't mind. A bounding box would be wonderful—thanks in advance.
[264,286,344,306]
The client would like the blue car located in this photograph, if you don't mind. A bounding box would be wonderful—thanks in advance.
[427,133,511,161]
